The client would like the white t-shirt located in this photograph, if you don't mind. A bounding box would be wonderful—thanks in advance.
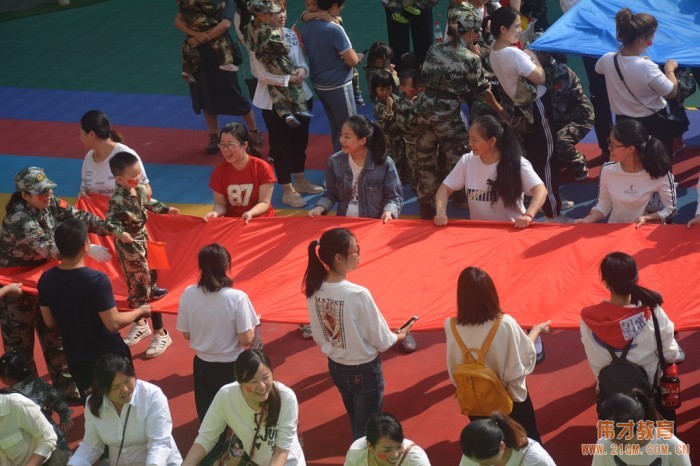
[442,152,543,222]
[307,280,398,365]
[591,430,690,466]
[176,285,260,362]
[80,143,149,195]
[592,162,676,223]
[445,314,535,402]
[345,156,363,217]
[595,52,673,117]
[345,437,431,466]
[459,439,556,466]
[489,46,547,101]
[195,382,305,465]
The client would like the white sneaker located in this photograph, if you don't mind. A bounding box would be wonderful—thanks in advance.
[293,178,323,194]
[542,214,572,224]
[124,321,152,347]
[282,191,307,208]
[146,331,172,359]
[561,198,575,210]
[219,63,239,72]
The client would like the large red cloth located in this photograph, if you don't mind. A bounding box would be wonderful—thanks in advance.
[1,195,699,331]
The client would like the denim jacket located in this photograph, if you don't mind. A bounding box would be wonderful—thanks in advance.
[316,150,403,219]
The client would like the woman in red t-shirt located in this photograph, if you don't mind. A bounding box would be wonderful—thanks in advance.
[204,122,277,223]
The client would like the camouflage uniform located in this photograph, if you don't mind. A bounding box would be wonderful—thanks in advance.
[13,376,72,453]
[542,55,593,176]
[415,41,490,202]
[393,92,420,192]
[242,21,308,118]
[0,168,115,398]
[107,184,170,309]
[179,0,237,76]
[365,64,400,89]
[374,95,411,184]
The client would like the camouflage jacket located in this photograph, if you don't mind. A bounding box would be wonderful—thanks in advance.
[374,96,403,140]
[421,41,490,99]
[393,93,419,144]
[106,184,169,237]
[0,197,115,267]
[543,59,594,127]
[13,377,72,424]
[242,21,290,59]
[365,65,399,89]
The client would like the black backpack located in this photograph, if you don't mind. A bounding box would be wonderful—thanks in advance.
[596,339,654,411]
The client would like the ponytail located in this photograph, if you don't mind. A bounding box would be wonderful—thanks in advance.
[600,252,663,310]
[615,8,657,47]
[599,389,661,426]
[344,115,387,164]
[5,192,24,213]
[491,412,529,449]
[612,120,670,179]
[80,109,124,143]
[302,228,355,298]
[460,412,528,461]
[472,115,524,209]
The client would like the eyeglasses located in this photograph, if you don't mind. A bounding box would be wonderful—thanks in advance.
[217,142,241,150]
[606,138,625,150]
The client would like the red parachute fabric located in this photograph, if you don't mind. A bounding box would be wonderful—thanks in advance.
[1,195,699,331]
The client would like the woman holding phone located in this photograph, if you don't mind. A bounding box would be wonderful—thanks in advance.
[303,227,414,440]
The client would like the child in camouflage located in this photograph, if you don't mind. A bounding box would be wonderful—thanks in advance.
[0,351,73,455]
[107,152,180,359]
[178,0,239,84]
[244,0,313,128]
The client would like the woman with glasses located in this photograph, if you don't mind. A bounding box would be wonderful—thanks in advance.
[203,121,277,224]
[594,8,679,154]
[69,354,182,466]
[302,228,415,440]
[0,167,125,401]
[575,119,675,226]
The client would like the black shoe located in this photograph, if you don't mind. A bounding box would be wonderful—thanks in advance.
[205,134,219,154]
[354,92,365,106]
[296,110,314,119]
[284,114,301,128]
[150,288,168,301]
[419,203,436,220]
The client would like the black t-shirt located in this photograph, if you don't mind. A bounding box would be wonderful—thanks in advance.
[38,266,131,364]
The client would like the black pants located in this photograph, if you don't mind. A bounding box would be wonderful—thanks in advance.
[582,56,612,154]
[469,393,542,444]
[193,355,237,421]
[384,5,433,69]
[262,99,313,185]
[521,93,561,217]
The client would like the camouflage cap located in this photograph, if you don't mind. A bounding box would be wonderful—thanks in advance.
[450,5,481,32]
[247,0,282,15]
[14,167,57,194]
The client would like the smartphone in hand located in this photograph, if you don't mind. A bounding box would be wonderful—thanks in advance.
[398,315,419,331]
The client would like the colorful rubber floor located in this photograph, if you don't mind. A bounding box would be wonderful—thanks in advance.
[1,1,698,465]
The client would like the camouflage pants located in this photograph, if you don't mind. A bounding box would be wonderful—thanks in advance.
[261,55,309,118]
[115,238,158,309]
[404,139,420,195]
[468,96,498,123]
[556,121,591,173]
[182,35,235,77]
[415,95,469,202]
[0,294,77,398]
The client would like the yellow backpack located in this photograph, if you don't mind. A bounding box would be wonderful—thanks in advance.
[450,317,513,416]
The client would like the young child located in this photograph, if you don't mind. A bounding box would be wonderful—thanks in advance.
[0,351,73,455]
[178,0,240,84]
[371,70,410,184]
[302,0,365,106]
[243,0,313,127]
[106,151,180,359]
[365,41,399,89]
[395,69,425,193]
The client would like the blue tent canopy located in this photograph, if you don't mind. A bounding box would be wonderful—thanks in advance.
[529,0,700,67]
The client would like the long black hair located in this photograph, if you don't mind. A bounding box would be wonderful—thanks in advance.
[473,115,524,209]
[344,115,387,165]
[303,228,355,298]
[198,243,233,292]
[235,349,281,426]
[88,354,136,417]
[611,119,671,179]
[600,252,663,310]
[80,109,124,143]
[460,412,529,460]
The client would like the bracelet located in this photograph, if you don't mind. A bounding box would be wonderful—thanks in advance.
[521,213,534,220]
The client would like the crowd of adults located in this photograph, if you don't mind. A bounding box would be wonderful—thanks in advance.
[0,0,697,464]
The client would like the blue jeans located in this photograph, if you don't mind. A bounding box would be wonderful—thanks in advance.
[328,356,385,440]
